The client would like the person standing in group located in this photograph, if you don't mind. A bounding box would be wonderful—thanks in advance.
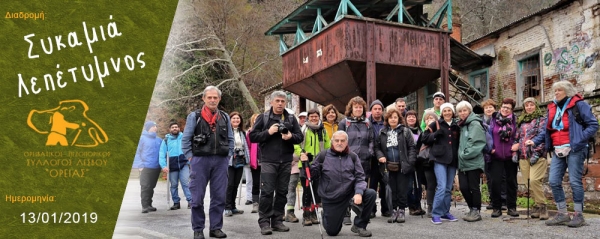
[297,108,331,226]
[302,131,377,237]
[422,103,460,225]
[405,110,426,216]
[421,110,439,218]
[159,122,192,210]
[224,112,250,217]
[487,98,519,218]
[420,92,446,131]
[322,104,340,140]
[338,96,374,225]
[285,115,306,224]
[395,97,408,117]
[374,108,416,223]
[456,101,486,222]
[182,86,234,239]
[480,99,506,211]
[250,91,303,235]
[246,113,261,214]
[512,97,548,220]
[527,81,598,227]
[368,99,390,219]
[137,121,163,214]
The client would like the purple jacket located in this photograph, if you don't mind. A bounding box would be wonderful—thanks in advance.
[489,112,517,161]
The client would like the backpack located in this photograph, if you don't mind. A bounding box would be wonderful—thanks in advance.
[571,103,596,175]
[476,121,493,163]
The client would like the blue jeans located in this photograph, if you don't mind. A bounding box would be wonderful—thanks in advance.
[169,165,192,203]
[549,149,585,205]
[432,162,456,218]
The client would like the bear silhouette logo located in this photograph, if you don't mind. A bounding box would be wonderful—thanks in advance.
[27,100,108,147]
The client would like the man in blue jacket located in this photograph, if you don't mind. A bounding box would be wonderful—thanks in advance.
[159,122,192,210]
[136,121,163,214]
[303,131,377,237]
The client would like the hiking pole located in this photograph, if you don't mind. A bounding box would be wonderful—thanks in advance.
[527,178,530,222]
[237,171,243,205]
[303,162,324,239]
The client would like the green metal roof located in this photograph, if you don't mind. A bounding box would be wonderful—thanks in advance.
[265,0,432,36]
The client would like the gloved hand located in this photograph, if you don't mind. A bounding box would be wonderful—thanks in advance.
[511,153,519,163]
[529,156,539,166]
[434,129,444,138]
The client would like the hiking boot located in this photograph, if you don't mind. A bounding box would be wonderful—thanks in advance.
[194,231,205,239]
[539,204,549,220]
[382,211,392,217]
[491,209,502,218]
[224,210,233,217]
[302,211,312,226]
[260,226,272,235]
[465,209,482,222]
[343,216,352,225]
[507,208,519,217]
[351,225,372,237]
[462,209,473,221]
[231,209,244,215]
[545,212,571,226]
[387,209,397,223]
[284,210,298,222]
[251,203,259,213]
[245,200,253,205]
[530,205,540,218]
[486,204,493,210]
[147,206,157,212]
[426,205,432,218]
[501,205,508,211]
[188,203,191,209]
[396,209,406,223]
[271,223,290,232]
[414,207,426,216]
[441,213,458,222]
[431,216,442,225]
[310,211,320,224]
[369,212,376,218]
[170,203,180,210]
[141,208,149,213]
[408,207,418,216]
[209,229,227,238]
[567,212,587,228]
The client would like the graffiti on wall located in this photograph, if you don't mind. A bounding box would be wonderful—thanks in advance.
[543,32,597,80]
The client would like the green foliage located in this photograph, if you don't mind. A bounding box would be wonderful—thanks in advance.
[480,184,490,203]
[516,197,535,208]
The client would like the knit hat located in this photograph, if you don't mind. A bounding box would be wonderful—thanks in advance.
[440,103,455,114]
[523,97,537,107]
[144,121,156,131]
[370,99,384,110]
[433,92,445,100]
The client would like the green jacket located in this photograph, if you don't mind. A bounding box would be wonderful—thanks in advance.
[296,125,331,168]
[458,112,486,172]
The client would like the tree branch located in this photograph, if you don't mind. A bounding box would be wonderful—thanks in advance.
[171,58,229,81]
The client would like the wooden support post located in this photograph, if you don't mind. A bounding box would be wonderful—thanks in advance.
[441,33,450,98]
[366,21,376,105]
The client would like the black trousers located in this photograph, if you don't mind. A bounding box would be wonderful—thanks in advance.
[368,166,389,214]
[458,169,483,209]
[490,159,518,209]
[423,166,437,206]
[322,189,377,236]
[258,162,291,228]
[300,177,321,207]
[389,171,411,210]
[407,165,426,208]
[225,166,244,210]
[485,160,507,205]
[140,168,161,208]
[251,166,261,202]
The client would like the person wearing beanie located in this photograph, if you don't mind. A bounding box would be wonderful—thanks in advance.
[421,102,460,225]
[368,99,391,218]
[420,92,446,131]
[456,101,486,222]
[135,121,163,213]
[511,97,549,220]
[420,109,439,217]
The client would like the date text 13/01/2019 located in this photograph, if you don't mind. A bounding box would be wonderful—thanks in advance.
[21,212,97,224]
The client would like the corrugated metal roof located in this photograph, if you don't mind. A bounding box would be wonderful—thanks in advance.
[465,0,574,46]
